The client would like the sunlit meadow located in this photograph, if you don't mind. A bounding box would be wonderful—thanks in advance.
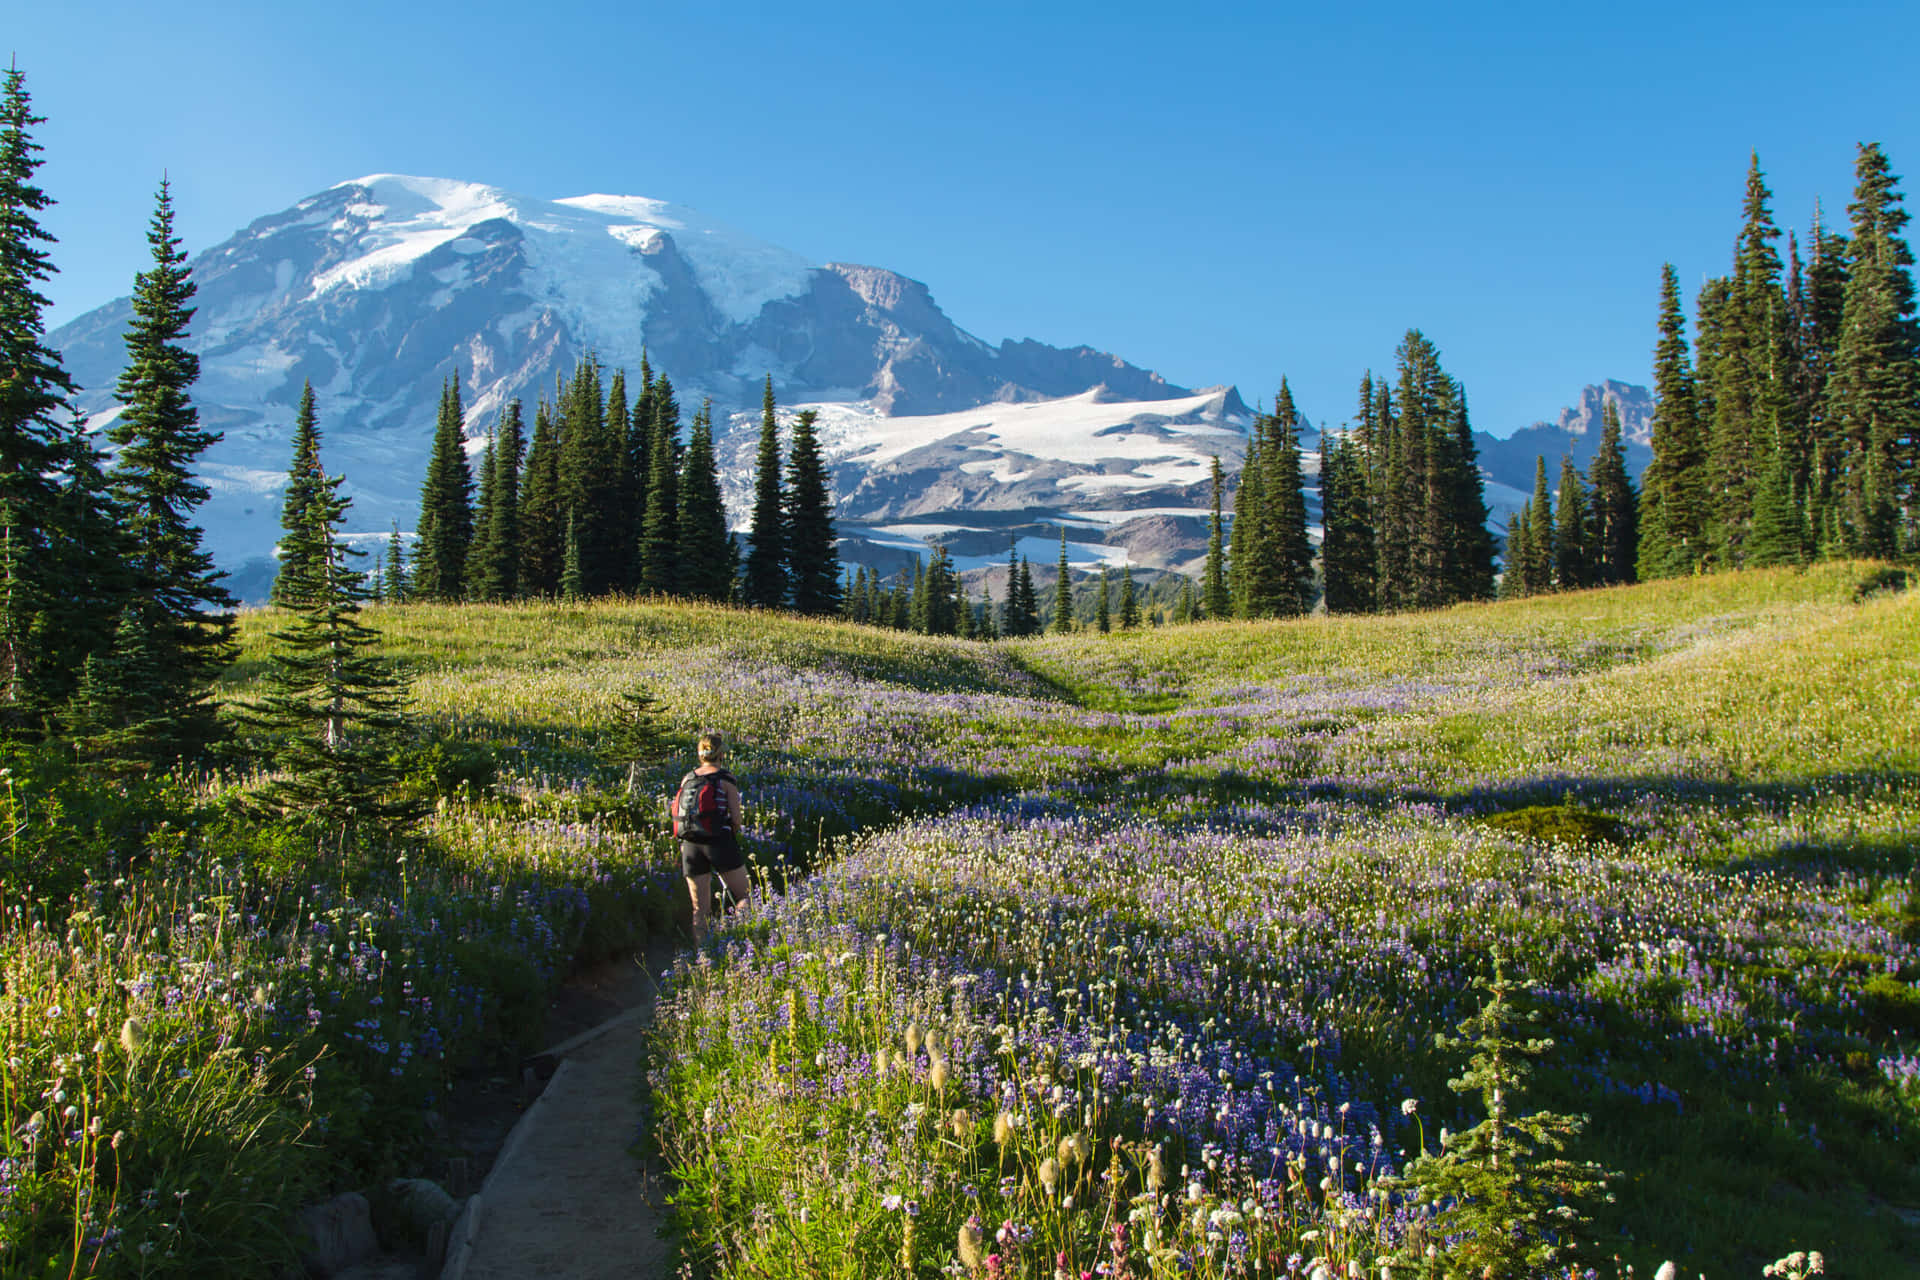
[2,563,1915,1276]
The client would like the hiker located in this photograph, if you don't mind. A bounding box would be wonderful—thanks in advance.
[671,731,749,942]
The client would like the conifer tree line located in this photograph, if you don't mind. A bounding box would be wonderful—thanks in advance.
[1502,400,1639,598]
[396,367,841,614]
[1637,145,1918,574]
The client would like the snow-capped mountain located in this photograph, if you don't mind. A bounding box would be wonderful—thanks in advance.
[51,174,1250,598]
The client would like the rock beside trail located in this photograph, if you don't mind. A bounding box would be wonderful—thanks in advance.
[295,1191,380,1277]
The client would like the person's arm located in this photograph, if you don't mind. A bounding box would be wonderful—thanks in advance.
[724,779,744,837]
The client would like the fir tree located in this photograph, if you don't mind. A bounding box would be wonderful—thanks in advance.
[1174,577,1196,624]
[1639,264,1709,578]
[605,683,674,800]
[622,355,655,588]
[1268,380,1315,615]
[0,65,76,728]
[637,376,681,595]
[744,375,788,608]
[1203,455,1230,619]
[472,400,523,601]
[464,423,498,596]
[1504,505,1533,599]
[556,356,617,594]
[676,401,733,601]
[243,443,421,860]
[414,374,474,600]
[1053,530,1075,633]
[273,383,327,607]
[383,522,407,603]
[561,509,585,601]
[1015,558,1040,637]
[1746,443,1805,566]
[1821,142,1918,557]
[1229,425,1266,617]
[105,177,236,759]
[784,407,840,615]
[517,401,562,596]
[1117,564,1140,629]
[1526,457,1556,591]
[1096,564,1111,633]
[1320,426,1376,614]
[1587,400,1638,586]
[1553,455,1591,590]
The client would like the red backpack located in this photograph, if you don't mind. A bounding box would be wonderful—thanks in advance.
[672,769,735,843]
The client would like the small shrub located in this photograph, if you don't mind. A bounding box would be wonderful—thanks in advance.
[1853,566,1910,602]
[1480,803,1624,847]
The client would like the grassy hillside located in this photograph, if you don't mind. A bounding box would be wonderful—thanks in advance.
[3,563,1914,1277]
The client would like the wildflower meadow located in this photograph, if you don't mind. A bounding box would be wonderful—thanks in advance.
[0,563,1915,1276]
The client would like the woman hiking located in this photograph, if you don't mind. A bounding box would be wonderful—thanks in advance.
[671,731,749,943]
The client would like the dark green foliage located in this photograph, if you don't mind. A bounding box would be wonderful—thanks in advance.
[470,401,523,601]
[1639,264,1709,579]
[912,548,959,635]
[1526,456,1555,592]
[637,375,681,594]
[605,683,674,799]
[1117,564,1140,629]
[1587,400,1638,586]
[1381,952,1615,1278]
[1502,504,1532,599]
[1173,576,1196,624]
[784,407,839,615]
[1054,530,1075,633]
[556,357,620,594]
[561,508,585,602]
[1202,456,1230,620]
[414,375,474,601]
[744,376,787,608]
[383,522,407,602]
[243,425,422,860]
[517,400,562,597]
[273,384,327,608]
[1319,420,1376,614]
[1553,455,1591,590]
[1746,442,1806,567]
[1096,564,1111,633]
[676,401,733,602]
[103,179,235,760]
[1480,803,1624,848]
[1266,380,1315,615]
[1228,422,1264,617]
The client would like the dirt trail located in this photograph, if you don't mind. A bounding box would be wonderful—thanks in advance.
[441,940,680,1280]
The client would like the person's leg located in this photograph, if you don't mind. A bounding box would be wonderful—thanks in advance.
[717,865,751,911]
[684,873,713,941]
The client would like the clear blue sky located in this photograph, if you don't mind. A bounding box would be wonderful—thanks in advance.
[13,0,1919,436]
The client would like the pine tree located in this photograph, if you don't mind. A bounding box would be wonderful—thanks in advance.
[635,375,681,595]
[414,374,474,600]
[1118,564,1140,629]
[561,509,585,601]
[1639,265,1709,579]
[464,425,498,596]
[1174,577,1196,624]
[517,401,562,596]
[1229,424,1267,617]
[244,442,421,860]
[622,356,655,589]
[1096,564,1111,633]
[1553,456,1591,590]
[384,522,407,602]
[1587,400,1638,586]
[1320,427,1376,614]
[601,369,634,590]
[1438,381,1496,602]
[1821,142,1918,557]
[1202,456,1230,619]
[744,375,788,608]
[556,356,618,594]
[676,401,733,601]
[472,400,523,600]
[1746,444,1805,566]
[0,65,76,728]
[1527,457,1556,591]
[784,408,840,615]
[273,383,327,607]
[1267,380,1315,615]
[1504,505,1533,599]
[1053,530,1075,633]
[1015,558,1039,636]
[104,177,235,759]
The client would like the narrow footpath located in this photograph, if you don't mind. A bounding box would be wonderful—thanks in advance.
[440,939,679,1280]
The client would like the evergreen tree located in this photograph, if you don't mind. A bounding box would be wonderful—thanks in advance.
[1639,265,1709,578]
[1203,456,1230,619]
[383,522,407,602]
[1319,426,1376,614]
[414,374,474,600]
[622,355,655,589]
[1015,558,1040,636]
[676,401,734,601]
[637,376,681,595]
[105,177,235,759]
[602,368,634,590]
[1504,505,1534,598]
[1746,444,1805,566]
[561,509,585,601]
[244,442,421,860]
[517,401,563,596]
[1096,564,1111,633]
[1174,577,1196,624]
[0,65,77,729]
[1587,400,1638,586]
[1053,530,1075,633]
[1553,456,1591,590]
[1268,380,1315,615]
[556,356,618,594]
[273,383,328,607]
[1118,564,1140,629]
[1229,424,1267,617]
[784,408,840,615]
[1526,457,1556,591]
[744,375,788,607]
[1438,381,1496,602]
[976,586,998,641]
[1821,142,1918,557]
[464,424,498,596]
[472,400,523,601]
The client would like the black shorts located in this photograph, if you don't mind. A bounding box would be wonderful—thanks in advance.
[681,840,745,877]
